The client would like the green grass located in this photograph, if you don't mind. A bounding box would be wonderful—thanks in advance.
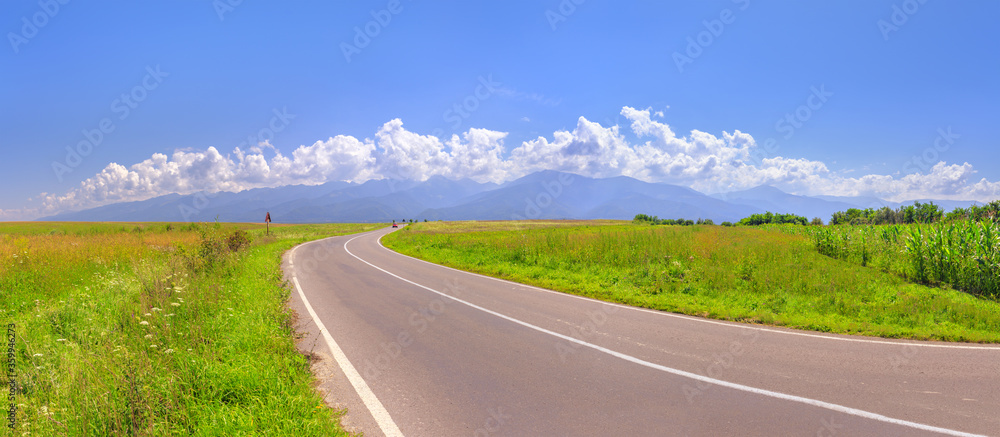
[383,221,1000,343]
[2,221,379,435]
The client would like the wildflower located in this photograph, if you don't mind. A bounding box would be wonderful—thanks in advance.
[150,344,158,348]
[32,354,42,357]
[144,334,153,339]
[165,314,175,317]
[140,321,149,326]
[151,307,161,312]
[56,339,66,342]
[227,308,234,311]
[170,303,181,307]
[164,349,174,354]
[144,313,152,317]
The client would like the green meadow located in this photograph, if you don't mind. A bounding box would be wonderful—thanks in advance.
[1,222,378,436]
[383,221,1000,343]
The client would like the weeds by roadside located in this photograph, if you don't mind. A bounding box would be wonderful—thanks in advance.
[1,222,376,435]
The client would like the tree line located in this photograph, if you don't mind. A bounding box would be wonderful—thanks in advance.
[632,214,717,226]
[634,199,999,228]
[829,200,1000,225]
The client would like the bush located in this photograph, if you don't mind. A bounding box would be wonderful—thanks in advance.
[739,212,807,226]
[191,228,254,271]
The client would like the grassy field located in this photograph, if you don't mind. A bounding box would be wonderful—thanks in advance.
[383,221,1000,343]
[2,221,378,436]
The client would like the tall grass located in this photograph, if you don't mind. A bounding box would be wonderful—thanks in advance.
[2,222,377,435]
[384,221,1000,342]
[792,221,1000,299]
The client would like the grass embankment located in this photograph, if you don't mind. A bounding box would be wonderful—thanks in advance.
[383,221,1000,343]
[1,221,378,436]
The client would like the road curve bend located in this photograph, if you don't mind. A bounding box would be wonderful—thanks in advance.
[283,226,1000,437]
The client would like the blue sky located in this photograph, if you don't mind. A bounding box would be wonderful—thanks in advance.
[2,0,998,219]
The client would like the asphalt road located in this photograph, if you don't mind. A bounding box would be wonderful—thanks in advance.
[283,226,1000,437]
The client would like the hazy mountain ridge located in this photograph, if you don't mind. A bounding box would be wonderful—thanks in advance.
[39,171,973,224]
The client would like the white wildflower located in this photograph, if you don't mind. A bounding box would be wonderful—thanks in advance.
[139,321,149,326]
[164,349,174,354]
[151,307,161,312]
[56,339,66,342]
[170,303,180,307]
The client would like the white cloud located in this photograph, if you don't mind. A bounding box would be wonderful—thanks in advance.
[11,106,999,220]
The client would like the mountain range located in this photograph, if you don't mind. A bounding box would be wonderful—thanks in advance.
[37,171,981,224]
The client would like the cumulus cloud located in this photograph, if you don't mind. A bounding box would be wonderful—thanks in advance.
[15,106,1000,220]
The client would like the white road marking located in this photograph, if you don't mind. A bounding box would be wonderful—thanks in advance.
[377,236,1000,351]
[344,233,985,437]
[289,241,404,437]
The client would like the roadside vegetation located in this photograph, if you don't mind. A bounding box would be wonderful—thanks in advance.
[384,221,1000,343]
[777,203,1000,299]
[1,221,377,436]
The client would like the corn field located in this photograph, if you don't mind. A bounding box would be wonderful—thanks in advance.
[794,221,1000,298]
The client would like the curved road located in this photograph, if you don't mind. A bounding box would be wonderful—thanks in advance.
[283,226,1000,436]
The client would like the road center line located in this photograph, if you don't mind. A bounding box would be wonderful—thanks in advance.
[344,233,984,437]
[289,241,404,437]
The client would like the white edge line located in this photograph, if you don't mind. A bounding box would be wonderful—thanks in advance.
[289,237,404,437]
[376,234,1000,351]
[345,233,986,437]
